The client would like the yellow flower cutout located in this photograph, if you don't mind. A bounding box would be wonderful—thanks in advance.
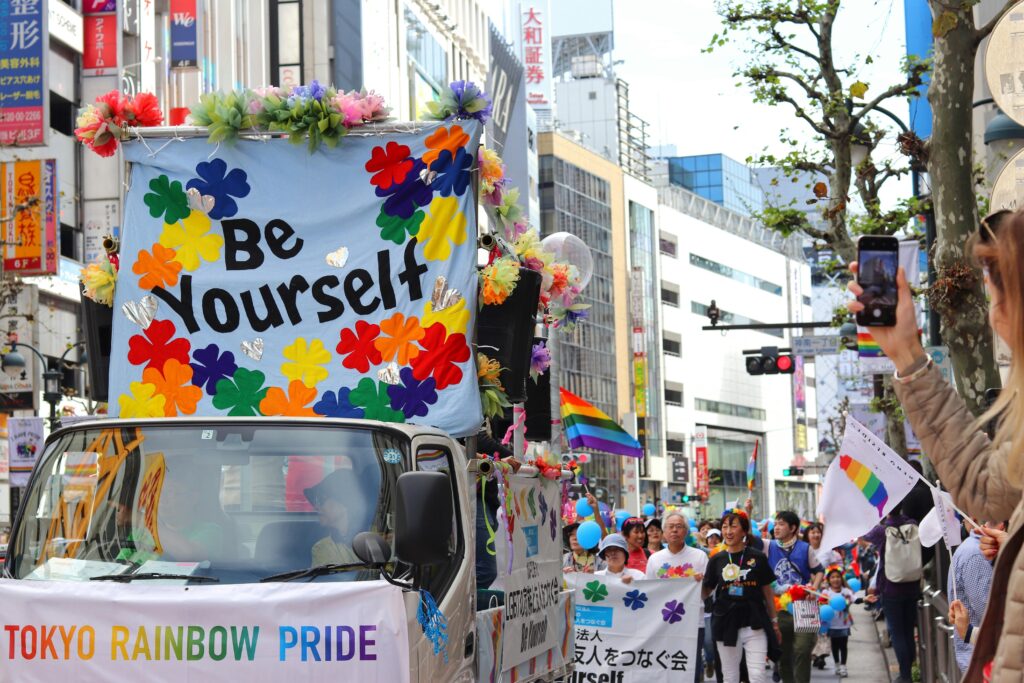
[418,196,466,261]
[422,297,470,336]
[118,382,166,418]
[281,337,331,387]
[159,209,224,271]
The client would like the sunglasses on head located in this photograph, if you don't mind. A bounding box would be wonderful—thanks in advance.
[979,210,1012,242]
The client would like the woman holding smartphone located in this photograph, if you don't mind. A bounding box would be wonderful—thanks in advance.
[846,211,1022,682]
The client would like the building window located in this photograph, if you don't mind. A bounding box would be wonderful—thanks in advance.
[666,437,684,453]
[690,302,783,338]
[689,253,782,296]
[661,287,679,307]
[663,337,681,357]
[659,233,677,257]
[802,295,812,306]
[665,388,683,406]
[695,398,766,421]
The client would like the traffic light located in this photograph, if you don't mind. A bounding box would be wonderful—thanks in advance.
[782,467,805,477]
[745,347,796,375]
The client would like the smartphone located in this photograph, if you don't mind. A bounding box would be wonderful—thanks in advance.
[856,235,899,327]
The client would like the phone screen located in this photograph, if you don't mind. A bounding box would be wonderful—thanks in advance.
[857,249,898,325]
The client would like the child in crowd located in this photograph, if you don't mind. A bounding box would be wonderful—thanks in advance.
[824,567,854,678]
[595,533,646,584]
[562,522,604,574]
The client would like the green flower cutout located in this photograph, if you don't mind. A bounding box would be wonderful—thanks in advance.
[583,580,609,603]
[349,377,406,423]
[144,175,191,224]
[377,208,425,245]
[212,368,269,416]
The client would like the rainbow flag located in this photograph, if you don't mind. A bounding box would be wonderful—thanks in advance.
[839,454,889,516]
[559,387,643,458]
[857,332,883,358]
[746,440,759,491]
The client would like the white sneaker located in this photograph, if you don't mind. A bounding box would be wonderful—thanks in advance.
[838,665,848,677]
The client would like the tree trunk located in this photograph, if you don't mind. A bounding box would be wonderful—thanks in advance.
[926,5,1002,415]
[882,377,908,458]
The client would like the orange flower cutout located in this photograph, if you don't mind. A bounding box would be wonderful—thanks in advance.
[133,243,183,290]
[423,125,470,166]
[375,312,425,365]
[142,358,202,416]
[259,379,319,417]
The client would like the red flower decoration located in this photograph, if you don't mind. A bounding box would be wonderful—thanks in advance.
[336,321,382,372]
[97,90,128,125]
[365,141,414,191]
[127,319,191,371]
[410,323,470,390]
[129,92,164,127]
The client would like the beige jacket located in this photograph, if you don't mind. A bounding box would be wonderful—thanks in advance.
[894,366,1024,683]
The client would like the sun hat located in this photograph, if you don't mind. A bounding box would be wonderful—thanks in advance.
[597,533,629,559]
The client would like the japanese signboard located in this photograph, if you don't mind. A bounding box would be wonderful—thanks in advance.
[670,452,688,485]
[791,334,841,356]
[0,284,37,413]
[568,574,701,682]
[1,159,58,275]
[495,474,563,670]
[8,415,43,486]
[139,0,156,91]
[0,0,47,146]
[486,22,523,156]
[694,426,709,500]
[83,11,118,76]
[169,0,198,68]
[521,2,552,111]
[49,0,83,53]
[475,590,573,680]
[83,198,120,265]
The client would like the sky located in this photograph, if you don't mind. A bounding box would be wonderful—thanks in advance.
[611,0,913,199]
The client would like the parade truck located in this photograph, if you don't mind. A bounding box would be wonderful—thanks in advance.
[0,86,576,683]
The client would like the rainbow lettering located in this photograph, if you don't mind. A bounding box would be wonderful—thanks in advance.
[839,454,888,516]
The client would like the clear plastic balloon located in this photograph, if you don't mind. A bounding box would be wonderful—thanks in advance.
[540,232,594,290]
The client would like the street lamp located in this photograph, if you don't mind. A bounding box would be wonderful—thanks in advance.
[1,341,86,428]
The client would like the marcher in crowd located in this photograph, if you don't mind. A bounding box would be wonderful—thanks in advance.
[562,519,605,574]
[595,533,644,583]
[621,517,650,573]
[947,521,1005,675]
[698,519,715,548]
[768,510,823,683]
[804,522,842,568]
[645,517,664,555]
[824,567,854,678]
[847,208,1023,681]
[702,509,780,683]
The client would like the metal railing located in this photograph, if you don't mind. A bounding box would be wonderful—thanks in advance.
[917,585,961,683]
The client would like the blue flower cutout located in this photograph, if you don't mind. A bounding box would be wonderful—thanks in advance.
[313,387,366,418]
[662,599,686,624]
[377,158,433,219]
[388,367,438,418]
[430,147,472,197]
[186,158,251,219]
[190,343,238,394]
[623,589,648,611]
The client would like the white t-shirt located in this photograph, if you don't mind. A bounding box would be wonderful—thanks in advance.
[645,545,710,618]
[595,567,646,582]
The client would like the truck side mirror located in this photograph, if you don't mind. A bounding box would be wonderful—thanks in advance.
[352,531,391,564]
[394,471,454,566]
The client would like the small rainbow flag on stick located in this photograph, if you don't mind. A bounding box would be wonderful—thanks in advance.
[857,332,883,358]
[559,387,643,458]
[746,440,759,491]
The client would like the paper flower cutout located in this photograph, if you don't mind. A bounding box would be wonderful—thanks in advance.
[375,312,424,364]
[430,147,472,197]
[365,141,414,191]
[190,343,238,394]
[118,382,166,418]
[313,387,365,419]
[623,589,648,611]
[418,196,467,261]
[480,257,520,305]
[530,341,551,380]
[336,321,382,372]
[411,323,470,390]
[185,159,251,220]
[143,359,202,416]
[422,125,470,166]
[582,580,608,603]
[133,243,182,290]
[378,158,432,219]
[349,378,406,423]
[144,175,191,224]
[80,256,117,306]
[259,379,319,417]
[387,367,438,419]
[159,210,224,271]
[376,208,425,245]
[212,368,269,416]
[127,319,191,371]
[281,337,331,387]
[422,298,470,337]
[662,600,686,624]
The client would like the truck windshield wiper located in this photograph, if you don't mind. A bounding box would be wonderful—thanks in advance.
[90,572,220,583]
[260,562,377,583]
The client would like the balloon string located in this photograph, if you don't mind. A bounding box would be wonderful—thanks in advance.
[482,477,497,557]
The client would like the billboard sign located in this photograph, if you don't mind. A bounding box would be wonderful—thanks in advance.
[521,2,552,111]
[1,159,58,276]
[169,0,199,68]
[0,0,47,146]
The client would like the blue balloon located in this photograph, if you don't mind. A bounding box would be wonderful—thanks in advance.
[767,521,775,533]
[848,578,863,593]
[643,503,656,516]
[786,601,794,614]
[576,521,602,550]
[575,498,593,519]
[829,594,848,613]
[615,509,631,521]
[819,605,835,623]
[819,623,830,635]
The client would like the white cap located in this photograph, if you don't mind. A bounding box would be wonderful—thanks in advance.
[706,528,722,538]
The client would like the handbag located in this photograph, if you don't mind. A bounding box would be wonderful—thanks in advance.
[791,599,822,633]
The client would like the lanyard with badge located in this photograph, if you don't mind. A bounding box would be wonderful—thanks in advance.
[723,549,745,597]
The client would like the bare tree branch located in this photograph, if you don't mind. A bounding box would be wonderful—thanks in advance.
[976,0,1016,43]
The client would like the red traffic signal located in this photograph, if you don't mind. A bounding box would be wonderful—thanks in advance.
[745,348,796,375]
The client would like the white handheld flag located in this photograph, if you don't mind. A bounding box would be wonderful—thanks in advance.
[818,417,922,552]
[919,488,963,548]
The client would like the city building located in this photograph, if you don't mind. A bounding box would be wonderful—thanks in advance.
[660,153,765,216]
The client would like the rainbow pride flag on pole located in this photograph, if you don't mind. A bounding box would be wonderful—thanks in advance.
[559,387,643,458]
[746,440,759,491]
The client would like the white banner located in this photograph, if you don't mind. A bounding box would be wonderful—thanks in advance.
[497,475,563,670]
[920,488,963,548]
[568,575,701,682]
[7,416,44,487]
[0,579,410,682]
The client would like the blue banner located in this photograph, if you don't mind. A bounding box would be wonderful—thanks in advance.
[113,122,483,436]
[0,0,46,145]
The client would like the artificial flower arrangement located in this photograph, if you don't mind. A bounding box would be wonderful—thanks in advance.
[477,352,512,420]
[74,90,164,157]
[80,252,118,306]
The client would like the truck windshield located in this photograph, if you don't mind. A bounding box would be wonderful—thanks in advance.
[5,423,406,584]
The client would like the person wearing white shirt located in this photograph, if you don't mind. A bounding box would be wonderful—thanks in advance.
[594,533,646,583]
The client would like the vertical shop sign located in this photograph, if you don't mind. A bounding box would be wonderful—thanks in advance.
[694,425,709,500]
[521,2,552,110]
[169,0,198,67]
[0,0,47,146]
[1,159,58,275]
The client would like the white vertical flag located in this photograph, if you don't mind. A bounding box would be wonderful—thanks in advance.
[818,417,922,552]
[919,488,963,548]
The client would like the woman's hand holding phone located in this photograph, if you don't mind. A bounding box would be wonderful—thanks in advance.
[846,263,926,374]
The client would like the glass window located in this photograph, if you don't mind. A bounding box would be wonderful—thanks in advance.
[665,389,683,406]
[277,2,301,65]
[661,288,679,306]
[663,338,681,356]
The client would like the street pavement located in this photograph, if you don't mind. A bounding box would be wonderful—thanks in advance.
[810,608,891,682]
